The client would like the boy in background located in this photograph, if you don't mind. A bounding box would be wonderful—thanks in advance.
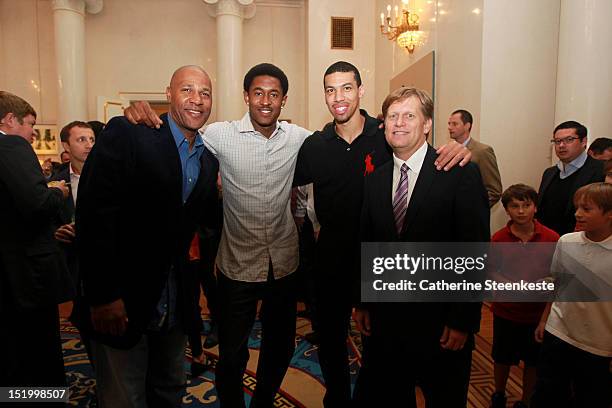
[532,182,612,408]
[489,184,560,408]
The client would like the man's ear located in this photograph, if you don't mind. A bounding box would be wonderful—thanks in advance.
[166,86,171,102]
[358,85,365,99]
[424,118,433,135]
[61,141,71,154]
[244,91,250,106]
[0,112,16,127]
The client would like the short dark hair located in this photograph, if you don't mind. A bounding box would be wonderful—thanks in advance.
[588,137,612,154]
[451,109,473,131]
[0,91,36,123]
[501,184,538,209]
[88,120,105,140]
[554,120,587,140]
[243,63,289,95]
[574,182,612,213]
[324,61,362,87]
[60,121,92,143]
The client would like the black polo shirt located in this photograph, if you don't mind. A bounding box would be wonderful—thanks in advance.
[294,110,392,255]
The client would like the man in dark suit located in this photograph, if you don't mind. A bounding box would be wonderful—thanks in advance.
[51,121,95,299]
[353,87,490,407]
[0,91,70,387]
[537,121,604,235]
[76,65,219,407]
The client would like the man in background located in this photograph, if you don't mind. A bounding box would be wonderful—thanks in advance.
[0,91,70,388]
[588,137,612,161]
[448,109,502,207]
[537,120,604,235]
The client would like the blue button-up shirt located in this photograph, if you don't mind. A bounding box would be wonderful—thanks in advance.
[557,150,588,179]
[150,114,205,330]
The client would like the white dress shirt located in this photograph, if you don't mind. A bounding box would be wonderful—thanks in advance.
[201,113,312,282]
[391,141,428,207]
[69,164,80,207]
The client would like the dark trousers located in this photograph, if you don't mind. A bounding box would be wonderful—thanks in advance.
[215,267,298,408]
[314,284,353,408]
[0,305,65,387]
[90,324,187,408]
[297,217,319,332]
[531,331,612,408]
[353,309,473,408]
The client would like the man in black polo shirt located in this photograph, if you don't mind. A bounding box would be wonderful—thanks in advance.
[293,61,472,406]
[537,120,604,235]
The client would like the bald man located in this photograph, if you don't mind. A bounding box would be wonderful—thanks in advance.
[76,66,220,408]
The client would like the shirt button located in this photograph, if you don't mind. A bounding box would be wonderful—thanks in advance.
[346,147,351,151]
[189,178,193,183]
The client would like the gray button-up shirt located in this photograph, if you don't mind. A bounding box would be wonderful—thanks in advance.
[201,113,311,282]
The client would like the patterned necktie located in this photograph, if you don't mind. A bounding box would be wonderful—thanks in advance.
[392,163,409,234]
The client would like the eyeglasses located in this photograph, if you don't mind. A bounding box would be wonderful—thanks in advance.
[550,136,580,145]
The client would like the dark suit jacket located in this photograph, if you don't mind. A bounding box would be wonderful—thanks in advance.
[0,133,69,312]
[360,145,489,349]
[537,155,604,234]
[76,114,219,348]
[50,165,78,303]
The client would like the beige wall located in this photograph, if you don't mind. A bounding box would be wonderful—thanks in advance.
[480,0,560,230]
[0,0,58,124]
[306,0,376,130]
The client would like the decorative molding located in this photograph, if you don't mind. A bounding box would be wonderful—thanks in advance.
[52,0,85,16]
[256,0,303,8]
[204,0,256,19]
[83,0,103,14]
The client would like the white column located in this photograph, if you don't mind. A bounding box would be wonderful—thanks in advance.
[555,0,612,144]
[204,0,255,121]
[52,0,103,127]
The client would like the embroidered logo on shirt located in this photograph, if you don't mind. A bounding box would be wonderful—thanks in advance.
[364,153,375,176]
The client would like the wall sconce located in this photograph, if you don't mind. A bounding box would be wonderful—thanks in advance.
[380,0,423,54]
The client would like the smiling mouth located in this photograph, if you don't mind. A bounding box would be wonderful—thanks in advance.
[333,105,348,115]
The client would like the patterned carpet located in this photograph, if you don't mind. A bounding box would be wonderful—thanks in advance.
[61,305,523,407]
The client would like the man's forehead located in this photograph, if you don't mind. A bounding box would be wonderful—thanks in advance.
[171,69,211,88]
[553,128,578,138]
[388,97,419,112]
[324,71,357,87]
[70,126,94,137]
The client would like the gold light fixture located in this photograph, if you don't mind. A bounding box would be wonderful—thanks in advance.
[380,0,422,54]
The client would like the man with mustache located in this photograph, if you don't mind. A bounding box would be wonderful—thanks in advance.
[77,65,219,407]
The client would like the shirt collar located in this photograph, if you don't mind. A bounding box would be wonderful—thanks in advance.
[167,113,203,149]
[462,136,472,147]
[557,149,587,174]
[505,219,543,241]
[69,163,80,177]
[322,109,378,141]
[581,231,612,250]
[238,112,285,135]
[0,130,6,135]
[392,140,428,174]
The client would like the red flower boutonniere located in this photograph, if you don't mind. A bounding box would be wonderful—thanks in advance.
[364,153,375,176]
